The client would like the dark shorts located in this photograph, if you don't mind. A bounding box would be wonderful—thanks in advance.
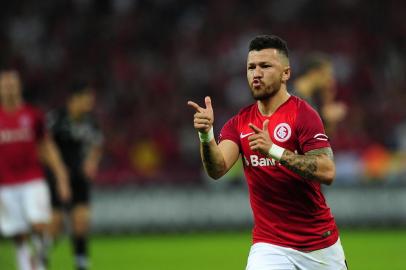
[46,170,91,209]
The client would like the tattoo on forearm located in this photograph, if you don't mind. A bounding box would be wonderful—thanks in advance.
[202,143,214,168]
[279,147,334,180]
[201,143,224,176]
[280,151,318,179]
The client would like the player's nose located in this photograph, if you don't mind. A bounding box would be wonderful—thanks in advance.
[253,66,263,77]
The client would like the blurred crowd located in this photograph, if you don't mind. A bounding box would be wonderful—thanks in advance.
[0,0,405,185]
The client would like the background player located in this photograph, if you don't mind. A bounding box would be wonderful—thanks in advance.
[0,69,70,270]
[46,82,103,270]
[188,35,347,269]
[293,53,347,136]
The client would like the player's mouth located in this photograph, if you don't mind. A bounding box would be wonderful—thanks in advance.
[252,79,262,89]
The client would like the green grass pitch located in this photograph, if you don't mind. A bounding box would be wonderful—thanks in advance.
[0,230,404,269]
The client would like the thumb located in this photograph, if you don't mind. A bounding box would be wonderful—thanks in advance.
[262,119,269,132]
[205,96,212,110]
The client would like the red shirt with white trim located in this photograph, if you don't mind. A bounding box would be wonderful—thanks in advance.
[0,104,46,185]
[219,95,338,251]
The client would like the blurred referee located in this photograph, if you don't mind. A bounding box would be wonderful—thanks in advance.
[46,81,103,270]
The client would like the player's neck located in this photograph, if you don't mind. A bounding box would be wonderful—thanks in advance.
[257,89,290,116]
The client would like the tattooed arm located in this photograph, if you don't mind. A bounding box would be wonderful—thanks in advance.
[247,122,336,185]
[188,96,239,180]
[279,147,336,185]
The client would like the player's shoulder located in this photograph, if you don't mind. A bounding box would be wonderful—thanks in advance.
[236,103,256,117]
[291,95,320,116]
[220,103,255,130]
[226,103,257,125]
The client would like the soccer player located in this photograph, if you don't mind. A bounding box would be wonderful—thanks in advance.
[293,53,347,136]
[46,82,103,270]
[188,35,348,269]
[0,69,70,270]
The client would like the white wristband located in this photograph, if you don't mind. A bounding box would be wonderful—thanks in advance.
[268,144,285,161]
[198,127,214,143]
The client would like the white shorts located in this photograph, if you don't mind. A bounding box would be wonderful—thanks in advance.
[0,180,51,237]
[246,239,348,270]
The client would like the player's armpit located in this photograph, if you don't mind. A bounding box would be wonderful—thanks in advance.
[280,147,335,185]
[201,139,239,180]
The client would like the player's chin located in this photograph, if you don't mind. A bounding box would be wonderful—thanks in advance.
[252,88,278,100]
[252,92,270,101]
[250,87,262,98]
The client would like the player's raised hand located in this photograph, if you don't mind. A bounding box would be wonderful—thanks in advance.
[187,96,214,133]
[248,119,273,155]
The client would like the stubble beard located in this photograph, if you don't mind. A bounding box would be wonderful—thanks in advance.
[251,80,282,101]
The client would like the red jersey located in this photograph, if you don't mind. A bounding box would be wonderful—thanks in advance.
[0,104,46,185]
[219,95,338,251]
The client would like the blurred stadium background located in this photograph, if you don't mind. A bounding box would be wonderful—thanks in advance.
[0,0,405,269]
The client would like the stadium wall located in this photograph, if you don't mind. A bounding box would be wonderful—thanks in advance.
[90,185,406,233]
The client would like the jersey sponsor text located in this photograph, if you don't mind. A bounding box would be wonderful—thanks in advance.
[248,155,277,167]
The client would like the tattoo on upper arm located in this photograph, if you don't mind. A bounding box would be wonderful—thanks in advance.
[279,147,333,180]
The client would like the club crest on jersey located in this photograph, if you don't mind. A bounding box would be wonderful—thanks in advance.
[273,123,291,142]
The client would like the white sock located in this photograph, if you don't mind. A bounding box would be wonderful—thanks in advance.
[16,241,33,270]
[32,233,50,270]
[75,255,89,269]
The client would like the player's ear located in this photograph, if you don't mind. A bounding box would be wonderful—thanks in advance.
[282,67,291,82]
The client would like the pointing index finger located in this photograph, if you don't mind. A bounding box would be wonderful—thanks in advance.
[187,101,203,112]
[249,123,262,134]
